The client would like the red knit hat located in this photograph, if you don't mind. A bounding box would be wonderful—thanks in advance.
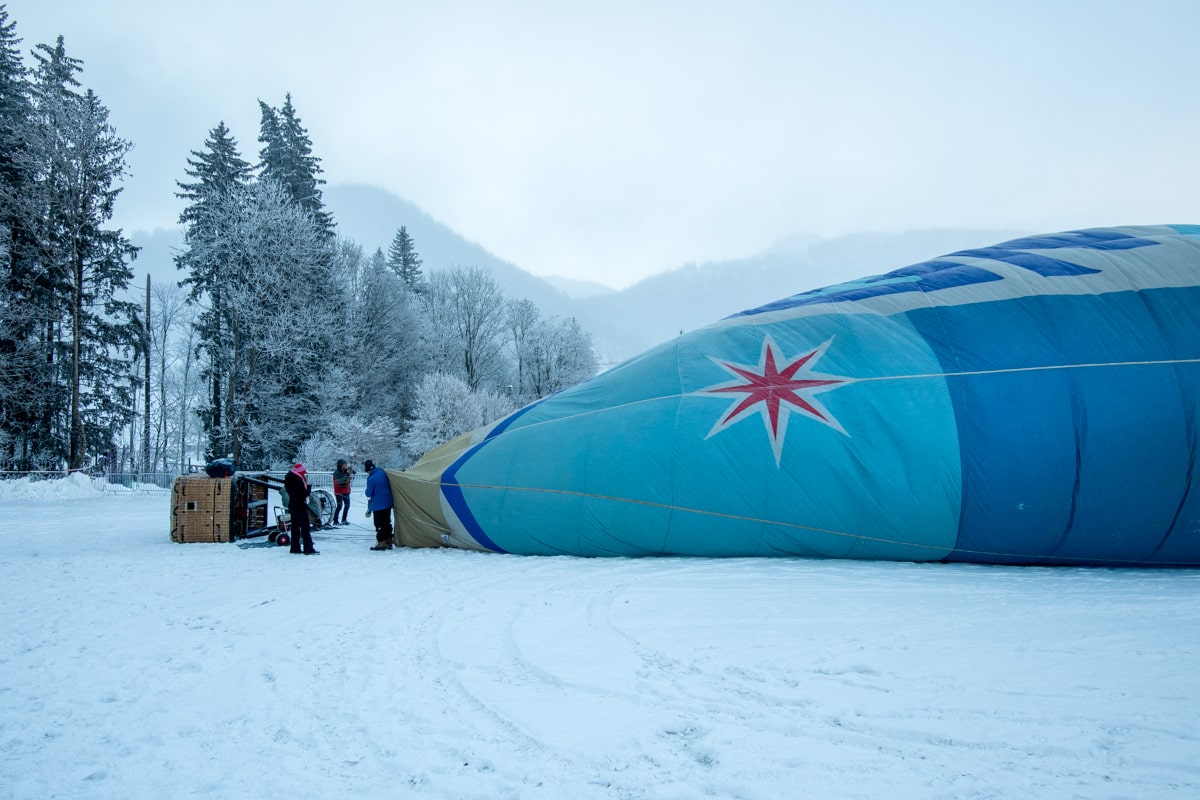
[290,463,307,476]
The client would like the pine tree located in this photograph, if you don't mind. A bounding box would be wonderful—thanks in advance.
[177,101,347,466]
[25,37,139,469]
[182,178,343,467]
[0,8,30,223]
[386,225,423,289]
[2,33,82,467]
[64,90,141,469]
[350,248,430,422]
[174,121,252,459]
[177,122,253,234]
[257,94,334,238]
[0,6,41,467]
[228,179,343,466]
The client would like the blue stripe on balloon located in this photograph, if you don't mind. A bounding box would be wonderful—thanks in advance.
[483,397,544,440]
[439,399,549,552]
[442,442,507,553]
[732,229,1162,318]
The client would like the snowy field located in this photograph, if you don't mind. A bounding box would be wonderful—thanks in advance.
[1,476,1198,799]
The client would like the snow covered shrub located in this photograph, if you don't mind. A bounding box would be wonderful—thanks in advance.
[474,389,516,428]
[294,414,404,471]
[402,373,483,460]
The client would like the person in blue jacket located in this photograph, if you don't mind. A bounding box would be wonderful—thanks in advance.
[364,459,394,551]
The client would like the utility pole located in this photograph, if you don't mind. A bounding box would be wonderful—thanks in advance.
[143,274,151,473]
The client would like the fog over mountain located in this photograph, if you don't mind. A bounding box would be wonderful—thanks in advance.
[130,183,1025,363]
[540,276,616,300]
[568,227,1027,362]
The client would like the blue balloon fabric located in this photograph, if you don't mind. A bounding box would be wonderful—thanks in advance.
[392,225,1200,565]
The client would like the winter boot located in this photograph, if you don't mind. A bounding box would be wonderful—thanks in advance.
[370,539,387,551]
[385,536,395,550]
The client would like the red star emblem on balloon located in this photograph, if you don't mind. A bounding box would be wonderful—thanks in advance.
[702,335,850,463]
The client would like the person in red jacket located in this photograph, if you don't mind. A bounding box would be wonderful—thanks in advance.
[332,459,355,525]
[283,463,318,555]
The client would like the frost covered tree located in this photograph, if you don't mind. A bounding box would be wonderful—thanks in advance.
[474,388,515,429]
[504,297,540,400]
[174,120,252,459]
[147,281,181,469]
[339,240,372,302]
[257,94,334,239]
[220,180,342,466]
[401,372,517,461]
[177,101,350,467]
[524,316,598,400]
[343,244,430,423]
[0,8,43,467]
[58,89,141,469]
[177,177,344,467]
[296,413,405,472]
[504,299,598,403]
[426,265,507,391]
[146,281,203,471]
[14,36,140,469]
[401,372,481,460]
[386,225,423,290]
[167,297,203,471]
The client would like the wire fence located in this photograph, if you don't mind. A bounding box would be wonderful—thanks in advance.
[92,472,178,493]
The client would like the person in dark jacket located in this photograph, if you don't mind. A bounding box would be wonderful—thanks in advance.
[284,463,318,555]
[332,459,355,525]
[364,459,394,551]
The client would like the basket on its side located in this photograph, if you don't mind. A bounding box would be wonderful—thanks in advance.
[170,476,234,543]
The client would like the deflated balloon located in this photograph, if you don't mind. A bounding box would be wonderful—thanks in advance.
[389,225,1200,566]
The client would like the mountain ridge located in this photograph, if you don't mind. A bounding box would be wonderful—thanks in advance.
[129,183,1027,362]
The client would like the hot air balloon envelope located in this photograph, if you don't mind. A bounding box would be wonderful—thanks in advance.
[389,225,1200,566]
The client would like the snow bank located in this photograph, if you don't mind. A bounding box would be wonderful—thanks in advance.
[0,471,103,501]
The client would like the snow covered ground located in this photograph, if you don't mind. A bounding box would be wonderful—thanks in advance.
[1,476,1198,799]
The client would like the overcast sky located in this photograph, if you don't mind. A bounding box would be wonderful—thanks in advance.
[8,1,1199,288]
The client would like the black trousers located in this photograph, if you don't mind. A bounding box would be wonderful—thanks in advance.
[372,508,393,543]
[289,501,314,552]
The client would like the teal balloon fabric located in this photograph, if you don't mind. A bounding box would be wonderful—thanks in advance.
[423,225,1200,565]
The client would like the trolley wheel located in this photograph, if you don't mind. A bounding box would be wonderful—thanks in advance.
[311,489,335,527]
